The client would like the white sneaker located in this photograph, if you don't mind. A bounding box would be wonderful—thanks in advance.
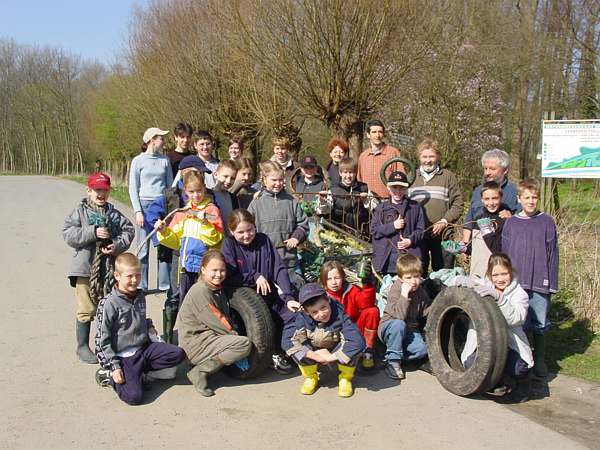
[271,354,293,374]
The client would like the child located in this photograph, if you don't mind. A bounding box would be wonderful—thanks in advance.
[94,253,186,405]
[467,181,507,278]
[222,209,299,374]
[248,160,309,289]
[378,253,431,381]
[282,283,366,397]
[154,171,223,305]
[294,154,325,203]
[321,261,379,369]
[270,136,295,178]
[371,171,425,276]
[166,122,193,178]
[502,179,558,378]
[63,172,135,364]
[231,157,258,209]
[212,160,240,230]
[228,137,244,161]
[451,253,533,403]
[178,250,252,396]
[326,157,374,237]
[194,130,219,189]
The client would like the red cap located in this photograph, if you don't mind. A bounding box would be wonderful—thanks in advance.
[87,172,111,190]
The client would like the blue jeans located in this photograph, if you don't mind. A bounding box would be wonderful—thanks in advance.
[380,319,428,362]
[136,199,171,291]
[524,290,551,335]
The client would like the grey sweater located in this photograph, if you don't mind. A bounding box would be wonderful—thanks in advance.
[128,152,173,213]
[95,287,153,370]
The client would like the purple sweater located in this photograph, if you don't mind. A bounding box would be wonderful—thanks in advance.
[221,233,294,302]
[501,212,559,294]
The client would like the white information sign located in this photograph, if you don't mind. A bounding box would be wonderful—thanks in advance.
[541,120,600,178]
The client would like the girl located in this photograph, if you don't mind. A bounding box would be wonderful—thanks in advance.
[129,127,173,292]
[321,261,379,369]
[453,253,533,403]
[228,137,244,161]
[154,171,223,305]
[222,209,300,374]
[248,160,309,289]
[232,157,258,209]
[178,250,252,397]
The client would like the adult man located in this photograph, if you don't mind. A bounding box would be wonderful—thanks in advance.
[408,139,463,274]
[357,119,401,198]
[462,149,521,244]
[166,122,193,178]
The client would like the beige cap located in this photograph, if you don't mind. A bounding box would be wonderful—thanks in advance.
[143,127,169,144]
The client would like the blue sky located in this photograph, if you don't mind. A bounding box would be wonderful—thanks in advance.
[0,0,149,64]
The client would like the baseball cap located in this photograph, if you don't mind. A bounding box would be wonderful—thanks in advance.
[386,171,409,187]
[298,283,327,305]
[143,127,169,144]
[300,155,318,168]
[87,172,111,190]
[179,155,212,174]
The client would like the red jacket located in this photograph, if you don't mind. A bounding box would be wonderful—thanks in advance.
[326,283,376,322]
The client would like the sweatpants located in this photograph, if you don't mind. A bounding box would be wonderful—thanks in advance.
[188,334,252,366]
[112,342,186,405]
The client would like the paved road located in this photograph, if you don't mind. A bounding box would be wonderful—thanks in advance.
[0,176,591,449]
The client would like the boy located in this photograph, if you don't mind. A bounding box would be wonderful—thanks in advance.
[282,283,366,397]
[378,253,431,381]
[95,253,186,405]
[371,171,425,276]
[63,172,135,364]
[502,179,558,378]
[294,154,325,203]
[231,158,258,209]
[212,159,240,230]
[194,130,219,189]
[466,181,507,278]
[327,157,375,238]
[166,122,193,178]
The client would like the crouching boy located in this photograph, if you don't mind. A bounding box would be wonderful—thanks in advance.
[282,283,366,398]
[95,253,186,405]
[378,253,431,382]
[177,250,252,397]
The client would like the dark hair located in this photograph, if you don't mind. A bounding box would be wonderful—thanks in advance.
[301,295,328,310]
[480,181,503,197]
[235,157,254,171]
[174,122,193,137]
[228,208,256,232]
[326,138,349,154]
[486,253,515,280]
[140,142,148,153]
[366,119,385,133]
[320,260,346,288]
[194,130,214,143]
[201,249,225,268]
[229,137,245,148]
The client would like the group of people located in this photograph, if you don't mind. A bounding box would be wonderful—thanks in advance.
[62,119,558,405]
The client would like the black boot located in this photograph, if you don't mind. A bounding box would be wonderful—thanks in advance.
[76,320,98,364]
[187,357,223,397]
[532,334,549,378]
[501,377,531,403]
[162,302,178,344]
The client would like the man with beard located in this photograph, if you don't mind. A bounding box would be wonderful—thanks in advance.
[408,139,463,274]
[462,149,521,245]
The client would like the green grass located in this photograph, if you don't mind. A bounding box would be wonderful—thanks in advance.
[66,175,132,207]
[556,180,600,224]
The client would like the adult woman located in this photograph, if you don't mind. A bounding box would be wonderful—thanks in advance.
[129,127,174,291]
[325,138,349,186]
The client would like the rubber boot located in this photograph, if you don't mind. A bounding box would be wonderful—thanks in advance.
[76,320,98,364]
[361,349,375,369]
[298,364,319,395]
[499,376,531,404]
[187,357,223,397]
[162,302,178,344]
[532,334,549,378]
[337,364,356,398]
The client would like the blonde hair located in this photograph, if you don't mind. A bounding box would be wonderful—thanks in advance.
[115,252,141,273]
[416,138,440,158]
[217,159,238,173]
[201,249,225,268]
[338,157,357,173]
[272,136,290,149]
[518,178,540,196]
[260,160,284,179]
[486,253,515,281]
[183,171,205,190]
[235,157,254,171]
[396,253,422,277]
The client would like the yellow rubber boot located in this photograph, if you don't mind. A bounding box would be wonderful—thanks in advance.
[298,364,319,395]
[337,364,356,398]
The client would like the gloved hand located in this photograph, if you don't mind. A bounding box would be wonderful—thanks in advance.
[235,357,250,371]
[473,284,499,300]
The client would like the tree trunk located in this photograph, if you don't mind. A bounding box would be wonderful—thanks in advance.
[328,115,364,161]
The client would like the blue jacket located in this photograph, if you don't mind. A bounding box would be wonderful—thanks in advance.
[370,198,425,274]
[282,300,366,364]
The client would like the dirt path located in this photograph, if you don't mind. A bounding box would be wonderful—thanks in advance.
[1,176,597,450]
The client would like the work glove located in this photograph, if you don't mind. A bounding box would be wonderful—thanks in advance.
[473,284,499,300]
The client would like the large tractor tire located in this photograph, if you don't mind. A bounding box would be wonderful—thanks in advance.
[223,287,275,379]
[425,287,508,396]
[379,156,417,186]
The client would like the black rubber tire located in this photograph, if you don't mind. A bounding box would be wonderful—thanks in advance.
[223,287,275,379]
[379,156,417,186]
[477,295,509,393]
[425,287,508,396]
